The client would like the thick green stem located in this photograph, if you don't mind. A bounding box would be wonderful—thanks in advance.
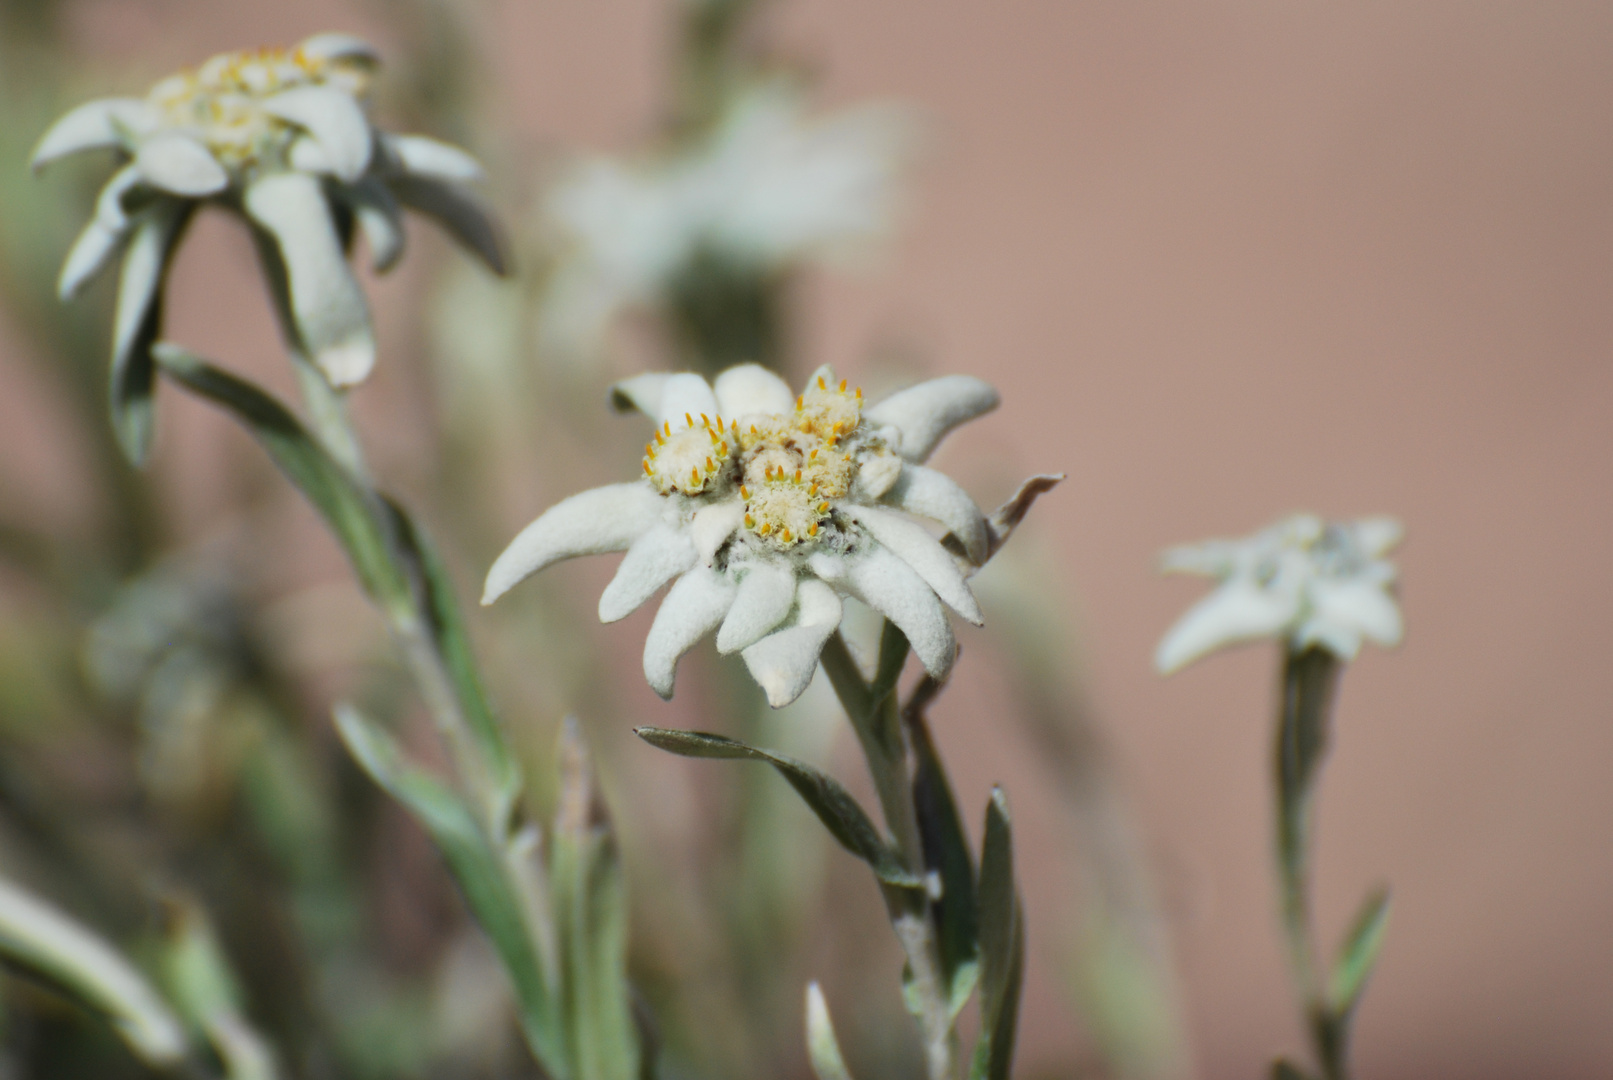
[1274,646,1346,1080]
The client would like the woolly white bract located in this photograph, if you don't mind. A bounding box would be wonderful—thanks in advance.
[484,363,1000,707]
[35,33,503,457]
[535,82,913,363]
[1155,513,1404,674]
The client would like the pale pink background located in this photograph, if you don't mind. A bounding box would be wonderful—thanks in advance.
[26,1,1613,1077]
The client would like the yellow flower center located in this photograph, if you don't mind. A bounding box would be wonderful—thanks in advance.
[737,376,863,548]
[643,414,732,496]
[145,45,373,172]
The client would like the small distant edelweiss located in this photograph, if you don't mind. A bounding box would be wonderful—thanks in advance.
[484,363,1011,707]
[1154,513,1404,674]
[537,81,912,363]
[33,33,504,458]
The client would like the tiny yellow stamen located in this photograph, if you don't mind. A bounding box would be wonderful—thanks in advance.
[817,376,827,390]
[838,378,847,392]
[642,460,653,475]
[794,469,802,484]
[685,413,693,428]
[750,424,758,435]
[740,485,750,499]
[809,448,818,460]
[781,528,793,542]
[690,467,700,486]
[706,457,715,472]
[808,522,819,537]
[745,514,755,529]
[818,502,830,514]
[701,413,710,427]
[759,522,772,536]
[664,421,672,437]
[855,387,863,400]
[796,396,804,410]
[645,443,655,458]
[808,483,818,496]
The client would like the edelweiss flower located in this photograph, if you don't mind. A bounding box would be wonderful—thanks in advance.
[483,363,1000,707]
[536,82,912,363]
[1154,514,1404,674]
[33,33,504,458]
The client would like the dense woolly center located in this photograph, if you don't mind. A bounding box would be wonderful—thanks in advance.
[640,376,870,550]
[146,46,371,171]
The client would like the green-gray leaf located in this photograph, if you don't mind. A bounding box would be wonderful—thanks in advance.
[333,705,562,1072]
[969,787,1024,1080]
[634,727,922,890]
[1329,887,1390,1016]
[0,876,187,1065]
[551,720,641,1080]
[805,982,855,1080]
[151,345,408,611]
[907,700,978,1002]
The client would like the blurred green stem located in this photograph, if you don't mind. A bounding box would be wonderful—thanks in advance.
[820,627,959,1080]
[1274,646,1345,1080]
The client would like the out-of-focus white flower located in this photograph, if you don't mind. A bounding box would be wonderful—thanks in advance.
[34,34,504,459]
[536,81,913,363]
[483,363,1001,707]
[1154,514,1404,674]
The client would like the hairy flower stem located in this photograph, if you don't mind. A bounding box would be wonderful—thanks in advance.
[1275,646,1347,1080]
[821,628,961,1080]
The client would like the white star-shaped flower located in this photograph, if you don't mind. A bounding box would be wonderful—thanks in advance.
[483,363,1002,707]
[34,33,504,458]
[1154,513,1404,674]
[536,81,913,363]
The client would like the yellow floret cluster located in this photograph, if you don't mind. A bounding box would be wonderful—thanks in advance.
[147,45,373,170]
[736,375,863,548]
[643,413,733,496]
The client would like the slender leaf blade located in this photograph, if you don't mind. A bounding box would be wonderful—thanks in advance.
[333,705,562,1071]
[907,704,978,1001]
[969,787,1025,1080]
[805,982,855,1080]
[1329,887,1390,1016]
[151,344,408,609]
[634,727,922,889]
[551,721,640,1080]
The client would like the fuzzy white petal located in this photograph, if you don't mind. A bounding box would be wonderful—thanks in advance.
[134,132,228,196]
[32,98,156,169]
[340,179,405,272]
[842,505,982,624]
[1352,516,1404,559]
[384,133,484,182]
[863,375,999,463]
[656,373,721,429]
[297,32,381,66]
[610,373,669,418]
[244,172,375,386]
[1307,579,1403,649]
[482,483,662,604]
[262,86,374,182]
[598,523,697,623]
[741,579,843,708]
[713,363,794,418]
[851,452,903,501]
[59,218,126,301]
[691,500,744,565]
[881,463,988,565]
[388,175,506,275]
[717,561,796,653]
[842,545,956,677]
[644,566,736,699]
[1154,580,1298,674]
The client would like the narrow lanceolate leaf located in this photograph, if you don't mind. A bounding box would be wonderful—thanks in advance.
[969,788,1025,1080]
[383,499,517,799]
[160,901,280,1080]
[150,346,408,610]
[110,202,192,464]
[906,697,978,1006]
[805,983,856,1080]
[333,706,563,1071]
[1329,887,1391,1017]
[634,728,923,890]
[551,721,641,1080]
[0,877,187,1066]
